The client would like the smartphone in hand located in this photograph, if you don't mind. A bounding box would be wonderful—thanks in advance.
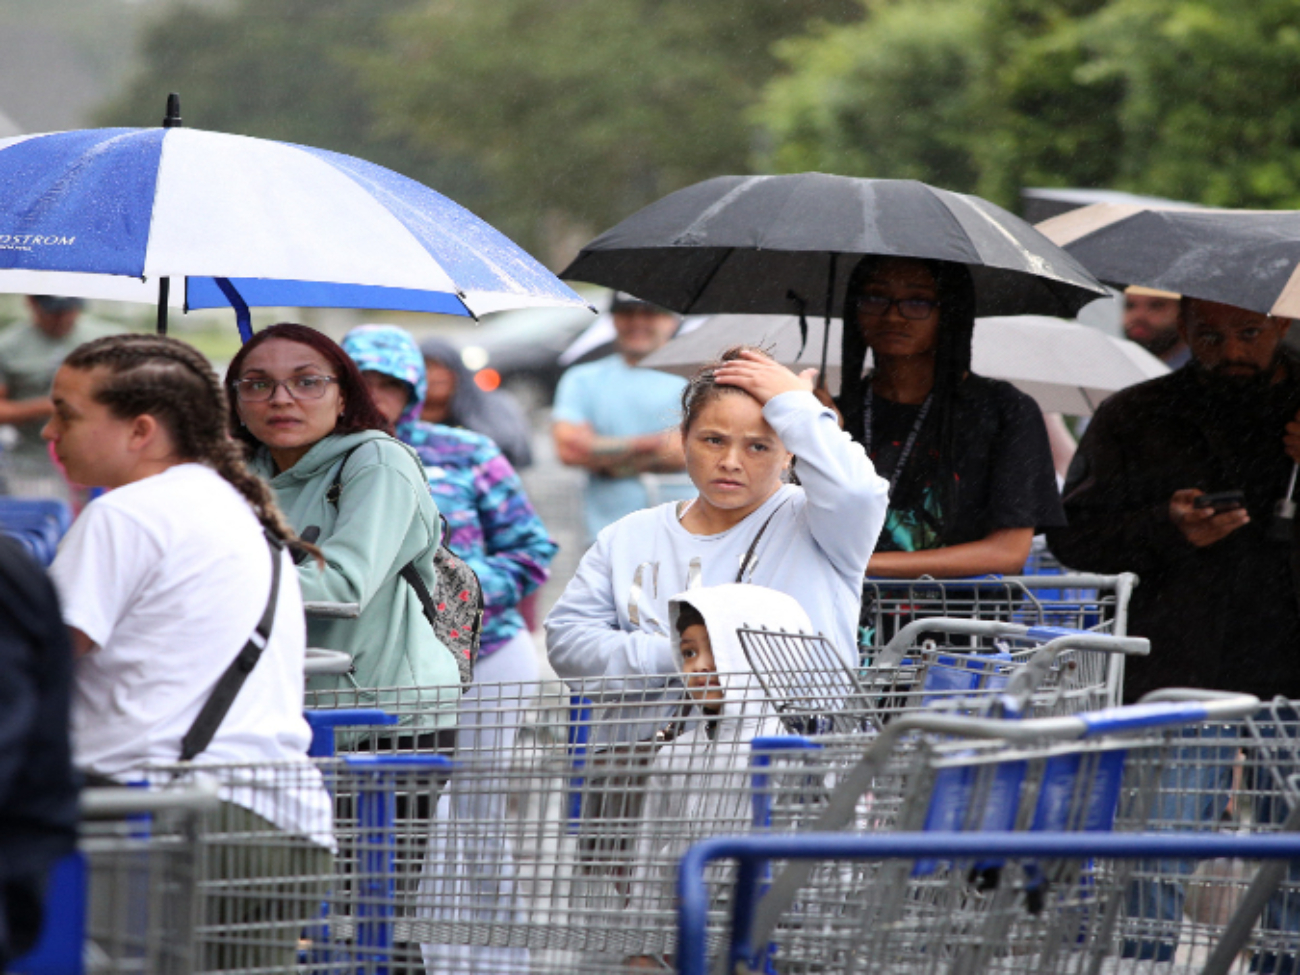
[1193,490,1246,514]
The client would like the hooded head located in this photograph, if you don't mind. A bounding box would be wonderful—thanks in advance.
[668,585,826,731]
[341,325,427,435]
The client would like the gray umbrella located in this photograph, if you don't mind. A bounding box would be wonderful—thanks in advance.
[560,174,1107,321]
[639,314,1168,416]
[1037,203,1300,318]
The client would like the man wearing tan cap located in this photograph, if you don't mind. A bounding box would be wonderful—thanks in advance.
[1123,286,1190,368]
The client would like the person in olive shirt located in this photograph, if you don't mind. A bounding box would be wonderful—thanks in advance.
[0,296,118,476]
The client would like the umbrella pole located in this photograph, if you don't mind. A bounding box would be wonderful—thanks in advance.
[155,93,183,336]
[156,277,169,335]
[818,253,838,390]
[213,277,253,343]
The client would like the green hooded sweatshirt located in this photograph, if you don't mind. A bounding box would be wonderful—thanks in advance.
[253,429,459,727]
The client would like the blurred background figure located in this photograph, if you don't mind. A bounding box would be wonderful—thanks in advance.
[1124,286,1190,368]
[0,296,117,496]
[418,336,535,471]
[551,291,691,542]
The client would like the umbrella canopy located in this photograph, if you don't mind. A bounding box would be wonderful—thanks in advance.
[1036,204,1300,319]
[639,314,1168,416]
[0,122,591,338]
[561,173,1106,320]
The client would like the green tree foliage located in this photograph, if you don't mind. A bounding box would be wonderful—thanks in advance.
[1086,0,1300,208]
[94,0,482,211]
[756,0,1300,211]
[757,0,988,194]
[364,0,861,260]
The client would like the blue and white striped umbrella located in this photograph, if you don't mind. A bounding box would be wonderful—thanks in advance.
[0,126,592,337]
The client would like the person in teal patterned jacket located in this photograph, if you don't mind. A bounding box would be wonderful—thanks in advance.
[341,325,556,668]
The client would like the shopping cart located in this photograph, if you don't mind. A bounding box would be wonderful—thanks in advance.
[121,753,453,975]
[725,692,1264,975]
[1102,694,1300,972]
[298,623,1147,972]
[0,495,72,566]
[863,616,1150,718]
[677,832,1300,975]
[11,782,219,975]
[861,571,1137,657]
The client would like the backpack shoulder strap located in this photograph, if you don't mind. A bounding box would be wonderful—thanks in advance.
[326,445,365,508]
[179,532,284,763]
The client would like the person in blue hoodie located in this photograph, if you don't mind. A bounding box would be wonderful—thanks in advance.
[342,324,558,974]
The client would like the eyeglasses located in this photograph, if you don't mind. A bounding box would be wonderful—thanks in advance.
[232,375,338,403]
[857,296,940,321]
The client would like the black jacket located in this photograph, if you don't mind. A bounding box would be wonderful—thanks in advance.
[0,536,77,958]
[1047,360,1300,701]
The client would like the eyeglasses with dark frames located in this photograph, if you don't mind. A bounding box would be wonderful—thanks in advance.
[232,375,338,403]
[857,296,940,321]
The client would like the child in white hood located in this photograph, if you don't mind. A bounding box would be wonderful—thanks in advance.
[623,584,832,963]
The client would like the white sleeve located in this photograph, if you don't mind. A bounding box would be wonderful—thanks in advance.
[763,390,889,579]
[49,504,157,650]
[544,533,677,680]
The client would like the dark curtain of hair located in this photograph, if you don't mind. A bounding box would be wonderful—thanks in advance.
[838,256,976,541]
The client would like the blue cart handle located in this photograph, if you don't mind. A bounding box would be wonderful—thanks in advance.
[679,831,1300,975]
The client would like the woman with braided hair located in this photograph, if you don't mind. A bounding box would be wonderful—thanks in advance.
[838,256,1065,578]
[43,333,333,969]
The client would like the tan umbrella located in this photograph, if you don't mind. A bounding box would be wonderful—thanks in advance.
[1037,203,1300,319]
[639,314,1168,416]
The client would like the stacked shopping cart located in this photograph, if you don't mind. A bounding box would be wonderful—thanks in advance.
[28,589,1300,975]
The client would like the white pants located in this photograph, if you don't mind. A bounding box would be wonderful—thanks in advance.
[420,628,539,973]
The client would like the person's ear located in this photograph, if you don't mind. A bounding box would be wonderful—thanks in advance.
[1276,317,1293,344]
[129,413,159,452]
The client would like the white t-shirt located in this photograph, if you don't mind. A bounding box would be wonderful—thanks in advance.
[50,463,331,842]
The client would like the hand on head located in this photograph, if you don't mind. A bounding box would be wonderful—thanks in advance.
[710,349,816,406]
[1169,488,1249,548]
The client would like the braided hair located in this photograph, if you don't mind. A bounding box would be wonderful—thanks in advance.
[63,333,304,548]
[838,256,976,543]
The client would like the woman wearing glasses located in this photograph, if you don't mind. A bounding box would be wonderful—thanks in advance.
[838,256,1064,579]
[226,324,459,728]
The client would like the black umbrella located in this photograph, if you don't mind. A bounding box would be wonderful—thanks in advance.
[1037,203,1300,319]
[561,174,1107,321]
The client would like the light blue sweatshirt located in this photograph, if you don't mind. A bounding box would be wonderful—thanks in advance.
[545,391,889,677]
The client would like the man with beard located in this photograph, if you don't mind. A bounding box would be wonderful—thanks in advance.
[1047,298,1300,701]
[1123,286,1191,368]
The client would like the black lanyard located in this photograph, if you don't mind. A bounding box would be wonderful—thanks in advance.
[862,386,933,495]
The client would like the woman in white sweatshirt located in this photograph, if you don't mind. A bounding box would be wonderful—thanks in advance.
[546,347,889,675]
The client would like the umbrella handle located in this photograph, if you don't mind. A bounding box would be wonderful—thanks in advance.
[214,278,254,343]
[786,290,810,361]
[819,252,838,391]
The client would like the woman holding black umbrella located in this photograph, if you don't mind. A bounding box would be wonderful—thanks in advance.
[839,256,1065,578]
